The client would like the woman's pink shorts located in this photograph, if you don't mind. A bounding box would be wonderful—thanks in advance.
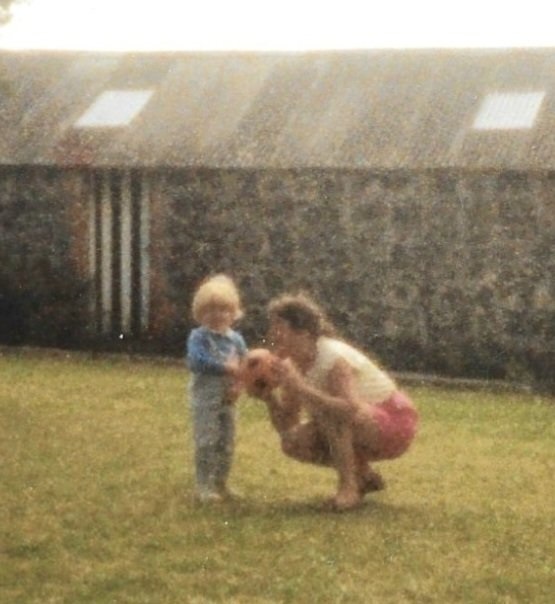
[369,391,419,460]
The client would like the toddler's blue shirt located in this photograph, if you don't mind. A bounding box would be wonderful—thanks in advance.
[186,326,247,375]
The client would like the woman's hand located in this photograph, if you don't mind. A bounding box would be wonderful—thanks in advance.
[244,356,302,401]
[276,358,305,393]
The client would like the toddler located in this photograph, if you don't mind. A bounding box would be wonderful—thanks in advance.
[186,274,247,502]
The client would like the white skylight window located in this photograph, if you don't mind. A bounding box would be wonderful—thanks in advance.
[75,89,154,128]
[473,92,545,131]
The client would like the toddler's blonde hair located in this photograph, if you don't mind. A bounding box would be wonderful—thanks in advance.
[191,274,243,323]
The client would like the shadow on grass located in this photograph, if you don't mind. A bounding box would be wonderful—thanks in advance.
[176,486,426,522]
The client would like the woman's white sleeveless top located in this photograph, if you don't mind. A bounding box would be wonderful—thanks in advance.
[305,337,396,404]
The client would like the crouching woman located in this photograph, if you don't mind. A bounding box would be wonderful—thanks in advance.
[260,293,419,511]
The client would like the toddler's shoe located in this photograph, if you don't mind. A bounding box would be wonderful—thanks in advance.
[195,489,224,504]
[217,485,242,501]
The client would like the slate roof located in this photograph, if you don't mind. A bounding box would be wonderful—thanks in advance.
[1,48,554,169]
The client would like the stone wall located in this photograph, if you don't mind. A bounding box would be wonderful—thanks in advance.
[0,165,552,388]
[160,168,554,387]
[0,167,89,346]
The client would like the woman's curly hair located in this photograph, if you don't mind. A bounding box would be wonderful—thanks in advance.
[268,292,336,337]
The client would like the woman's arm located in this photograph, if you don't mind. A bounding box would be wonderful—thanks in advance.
[280,358,361,419]
[253,386,302,433]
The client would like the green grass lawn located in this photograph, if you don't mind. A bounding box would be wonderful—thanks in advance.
[1,351,554,604]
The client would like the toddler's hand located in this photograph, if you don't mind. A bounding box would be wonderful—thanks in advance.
[224,357,240,377]
[223,380,242,405]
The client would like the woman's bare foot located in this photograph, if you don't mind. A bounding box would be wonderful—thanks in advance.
[358,466,385,494]
[330,489,363,511]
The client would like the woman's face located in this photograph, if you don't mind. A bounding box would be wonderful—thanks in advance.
[267,317,313,360]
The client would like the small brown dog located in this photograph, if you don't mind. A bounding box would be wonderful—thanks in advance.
[240,348,281,397]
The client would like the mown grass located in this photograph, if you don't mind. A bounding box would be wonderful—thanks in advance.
[1,351,554,603]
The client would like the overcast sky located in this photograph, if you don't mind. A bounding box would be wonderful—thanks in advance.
[0,0,553,51]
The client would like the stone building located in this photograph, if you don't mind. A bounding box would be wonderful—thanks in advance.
[0,49,553,387]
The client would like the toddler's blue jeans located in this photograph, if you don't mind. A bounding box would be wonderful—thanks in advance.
[189,375,235,493]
